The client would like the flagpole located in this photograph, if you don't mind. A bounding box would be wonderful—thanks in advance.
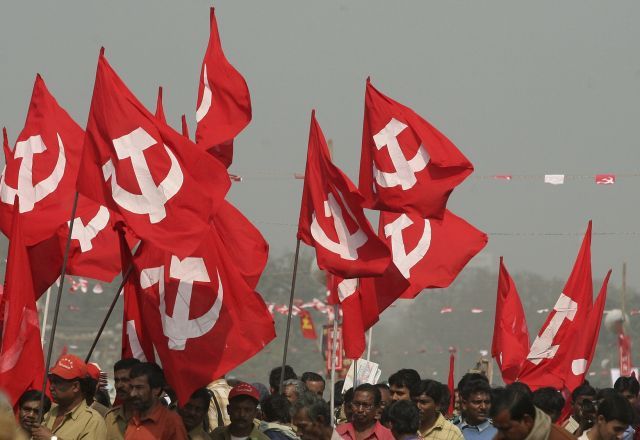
[37,191,79,424]
[279,239,301,393]
[330,304,339,427]
[366,327,373,362]
[40,287,52,347]
[85,264,134,363]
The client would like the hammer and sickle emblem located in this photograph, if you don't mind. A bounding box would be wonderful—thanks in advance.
[69,206,110,252]
[384,214,432,278]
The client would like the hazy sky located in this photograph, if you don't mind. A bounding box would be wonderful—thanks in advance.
[1,0,639,295]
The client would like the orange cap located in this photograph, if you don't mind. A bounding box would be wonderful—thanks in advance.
[49,354,87,380]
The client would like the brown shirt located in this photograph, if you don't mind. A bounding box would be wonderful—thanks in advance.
[124,403,188,440]
[44,401,107,440]
[190,424,214,440]
[105,405,130,440]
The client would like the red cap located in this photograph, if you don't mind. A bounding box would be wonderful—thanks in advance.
[49,354,87,380]
[229,382,260,402]
[86,362,101,381]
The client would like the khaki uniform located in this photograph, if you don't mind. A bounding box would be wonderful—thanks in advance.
[190,425,214,440]
[105,405,130,440]
[44,401,107,440]
[211,425,271,440]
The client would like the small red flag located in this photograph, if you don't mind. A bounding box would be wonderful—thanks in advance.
[299,310,317,340]
[595,174,615,185]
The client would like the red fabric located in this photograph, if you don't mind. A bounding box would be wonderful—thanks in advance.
[447,352,455,415]
[299,310,318,340]
[0,75,84,245]
[518,222,593,390]
[125,225,275,404]
[76,51,230,258]
[619,332,633,376]
[155,86,166,123]
[298,111,390,279]
[564,270,611,391]
[378,210,487,299]
[195,7,251,168]
[358,79,473,219]
[492,257,530,384]
[181,115,190,140]
[0,211,45,406]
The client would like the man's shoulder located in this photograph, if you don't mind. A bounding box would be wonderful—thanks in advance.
[550,423,578,440]
[211,426,231,440]
[105,405,123,418]
[336,422,353,435]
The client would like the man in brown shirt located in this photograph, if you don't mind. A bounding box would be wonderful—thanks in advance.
[124,362,187,439]
[179,388,213,439]
[105,358,141,440]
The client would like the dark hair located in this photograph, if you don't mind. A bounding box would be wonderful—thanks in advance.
[293,392,331,427]
[439,383,451,412]
[18,390,51,414]
[334,380,345,406]
[460,379,492,401]
[614,376,640,397]
[269,365,297,391]
[343,388,354,405]
[81,377,98,403]
[387,400,420,435]
[129,362,165,390]
[457,373,489,393]
[190,388,212,411]
[489,385,536,421]
[598,393,634,425]
[410,380,443,403]
[532,387,565,419]
[301,372,325,385]
[572,382,596,402]
[262,394,292,423]
[388,369,421,393]
[114,358,141,372]
[375,383,390,392]
[354,383,381,406]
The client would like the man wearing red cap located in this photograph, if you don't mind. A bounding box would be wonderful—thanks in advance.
[31,354,107,440]
[211,383,270,440]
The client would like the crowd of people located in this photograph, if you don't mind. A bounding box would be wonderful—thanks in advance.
[0,355,639,440]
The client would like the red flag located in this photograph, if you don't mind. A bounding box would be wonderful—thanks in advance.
[299,310,318,340]
[447,351,455,415]
[0,75,84,245]
[491,257,530,384]
[0,210,45,406]
[195,7,251,168]
[155,86,166,123]
[76,51,230,258]
[127,226,275,404]
[359,79,473,219]
[518,222,593,390]
[595,174,615,185]
[298,111,390,278]
[181,115,190,140]
[379,210,487,299]
[565,270,611,391]
[619,332,633,376]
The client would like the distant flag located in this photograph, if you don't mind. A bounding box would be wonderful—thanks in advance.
[471,308,484,314]
[493,175,512,181]
[595,174,615,185]
[440,307,453,314]
[544,174,565,185]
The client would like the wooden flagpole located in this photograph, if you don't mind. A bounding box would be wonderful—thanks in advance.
[279,239,301,393]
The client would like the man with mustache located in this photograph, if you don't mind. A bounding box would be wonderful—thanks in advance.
[336,384,394,440]
[454,379,496,440]
[105,358,141,440]
[16,390,51,437]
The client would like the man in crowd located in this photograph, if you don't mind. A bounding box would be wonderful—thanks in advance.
[283,379,307,404]
[411,380,462,440]
[337,383,394,440]
[490,385,574,440]
[270,365,297,395]
[385,400,420,440]
[32,354,107,439]
[302,372,326,397]
[376,384,393,414]
[292,392,339,440]
[260,394,299,440]
[614,377,639,407]
[454,378,496,440]
[564,383,598,437]
[532,387,566,423]
[179,388,213,439]
[125,362,187,439]
[579,393,634,440]
[86,362,110,417]
[211,382,270,440]
[105,358,141,440]
[388,370,421,402]
[17,390,51,437]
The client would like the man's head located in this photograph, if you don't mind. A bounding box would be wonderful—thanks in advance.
[410,380,442,427]
[128,362,165,412]
[388,369,421,402]
[375,383,392,414]
[531,387,565,423]
[48,354,87,406]
[386,400,420,440]
[571,382,597,424]
[490,386,537,440]
[459,379,492,426]
[438,383,451,415]
[227,383,261,434]
[283,379,307,404]
[269,365,297,394]
[593,393,634,440]
[351,384,381,429]
[262,393,292,424]
[17,390,51,434]
[301,372,326,397]
[113,358,141,403]
[292,392,332,440]
[343,388,355,422]
[179,388,211,432]
[614,376,640,406]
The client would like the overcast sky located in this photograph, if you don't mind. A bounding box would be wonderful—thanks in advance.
[1,1,639,294]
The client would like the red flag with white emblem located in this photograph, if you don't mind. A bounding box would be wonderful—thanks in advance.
[359,79,473,219]
[298,111,390,279]
[76,51,230,258]
[0,75,84,245]
[518,222,593,390]
[126,225,275,404]
[195,7,251,168]
[492,257,530,384]
[0,210,45,406]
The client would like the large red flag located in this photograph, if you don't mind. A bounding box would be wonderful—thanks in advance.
[518,222,593,390]
[379,210,487,299]
[127,226,275,404]
[0,210,45,406]
[76,51,230,258]
[298,111,390,278]
[492,257,530,384]
[195,7,251,168]
[564,270,611,391]
[0,75,84,245]
[359,79,473,219]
